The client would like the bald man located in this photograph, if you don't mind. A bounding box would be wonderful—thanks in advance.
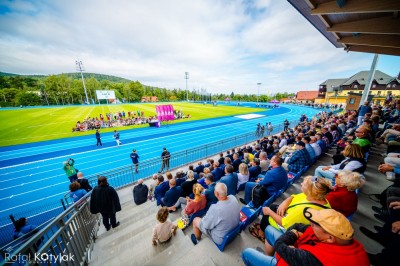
[161,179,182,207]
[133,179,148,205]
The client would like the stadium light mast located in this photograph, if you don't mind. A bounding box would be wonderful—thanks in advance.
[257,82,261,103]
[76,60,89,104]
[185,72,189,101]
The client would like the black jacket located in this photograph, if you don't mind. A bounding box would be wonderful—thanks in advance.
[133,184,149,205]
[90,185,121,215]
[77,178,92,192]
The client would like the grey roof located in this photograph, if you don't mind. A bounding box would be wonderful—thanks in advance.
[320,79,347,92]
[342,70,393,86]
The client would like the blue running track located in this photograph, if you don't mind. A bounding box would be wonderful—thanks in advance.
[0,103,320,245]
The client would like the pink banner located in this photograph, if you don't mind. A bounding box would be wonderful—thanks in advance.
[155,104,175,121]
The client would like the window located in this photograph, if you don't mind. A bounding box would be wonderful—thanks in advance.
[387,84,391,88]
[393,84,397,88]
[359,91,362,94]
[349,98,355,104]
[377,91,381,96]
[388,91,392,95]
[354,85,358,88]
[372,84,376,88]
[350,91,354,94]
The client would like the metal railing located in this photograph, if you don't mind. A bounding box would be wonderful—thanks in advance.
[62,119,299,205]
[1,193,100,265]
[2,119,300,265]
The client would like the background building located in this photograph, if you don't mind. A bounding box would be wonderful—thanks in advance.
[317,70,399,106]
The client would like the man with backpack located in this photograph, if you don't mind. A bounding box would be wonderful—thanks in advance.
[239,156,287,207]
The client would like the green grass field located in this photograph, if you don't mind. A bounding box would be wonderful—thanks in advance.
[0,103,262,147]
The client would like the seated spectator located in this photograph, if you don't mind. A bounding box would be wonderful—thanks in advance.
[211,161,224,181]
[240,156,287,205]
[378,124,400,143]
[197,167,211,188]
[242,152,250,165]
[133,179,149,205]
[191,183,240,245]
[232,153,241,172]
[69,182,87,203]
[259,152,270,174]
[174,169,186,186]
[13,217,39,240]
[351,125,372,155]
[242,208,369,266]
[218,152,225,165]
[194,161,204,174]
[154,175,170,206]
[203,173,218,208]
[302,136,316,161]
[315,143,366,180]
[282,141,311,173]
[148,173,159,199]
[219,164,238,196]
[255,176,331,255]
[309,136,322,157]
[237,163,250,191]
[76,172,92,192]
[161,179,182,207]
[168,184,206,217]
[326,170,363,217]
[316,133,327,153]
[181,170,197,198]
[152,207,177,246]
[321,127,333,144]
[248,158,261,181]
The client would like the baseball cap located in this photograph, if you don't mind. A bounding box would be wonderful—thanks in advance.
[296,141,306,147]
[303,207,354,240]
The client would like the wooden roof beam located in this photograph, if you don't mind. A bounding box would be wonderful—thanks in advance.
[347,45,400,56]
[338,35,400,48]
[328,16,400,34]
[311,0,400,15]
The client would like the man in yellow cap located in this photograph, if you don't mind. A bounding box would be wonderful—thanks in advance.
[242,208,369,266]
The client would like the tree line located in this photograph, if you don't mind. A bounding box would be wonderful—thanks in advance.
[0,73,294,107]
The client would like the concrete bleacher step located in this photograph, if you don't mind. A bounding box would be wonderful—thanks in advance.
[143,232,194,266]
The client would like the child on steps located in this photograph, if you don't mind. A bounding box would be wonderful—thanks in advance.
[152,207,177,245]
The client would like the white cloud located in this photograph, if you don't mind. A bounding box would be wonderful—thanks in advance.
[0,0,397,94]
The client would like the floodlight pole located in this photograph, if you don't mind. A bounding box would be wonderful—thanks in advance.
[76,60,89,104]
[257,83,261,103]
[185,72,189,102]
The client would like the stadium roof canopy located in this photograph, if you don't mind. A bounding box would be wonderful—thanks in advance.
[287,0,400,56]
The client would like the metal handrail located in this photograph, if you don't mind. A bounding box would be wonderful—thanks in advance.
[1,192,99,265]
[2,118,300,265]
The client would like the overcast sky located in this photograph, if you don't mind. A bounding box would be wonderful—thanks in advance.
[0,0,399,95]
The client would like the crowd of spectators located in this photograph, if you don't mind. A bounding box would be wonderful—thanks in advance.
[72,109,191,132]
[129,99,400,265]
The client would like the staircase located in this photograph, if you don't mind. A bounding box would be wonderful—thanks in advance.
[88,187,261,266]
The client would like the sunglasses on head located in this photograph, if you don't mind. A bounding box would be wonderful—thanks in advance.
[303,207,321,226]
[311,176,321,189]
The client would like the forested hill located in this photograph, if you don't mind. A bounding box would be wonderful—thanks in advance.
[0,71,131,83]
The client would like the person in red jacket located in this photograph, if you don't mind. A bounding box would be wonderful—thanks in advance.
[326,170,364,217]
[242,208,369,266]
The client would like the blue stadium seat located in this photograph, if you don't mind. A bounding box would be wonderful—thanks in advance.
[189,208,207,225]
[262,193,276,207]
[240,206,261,231]
[275,188,285,199]
[214,222,242,251]
[240,193,276,231]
